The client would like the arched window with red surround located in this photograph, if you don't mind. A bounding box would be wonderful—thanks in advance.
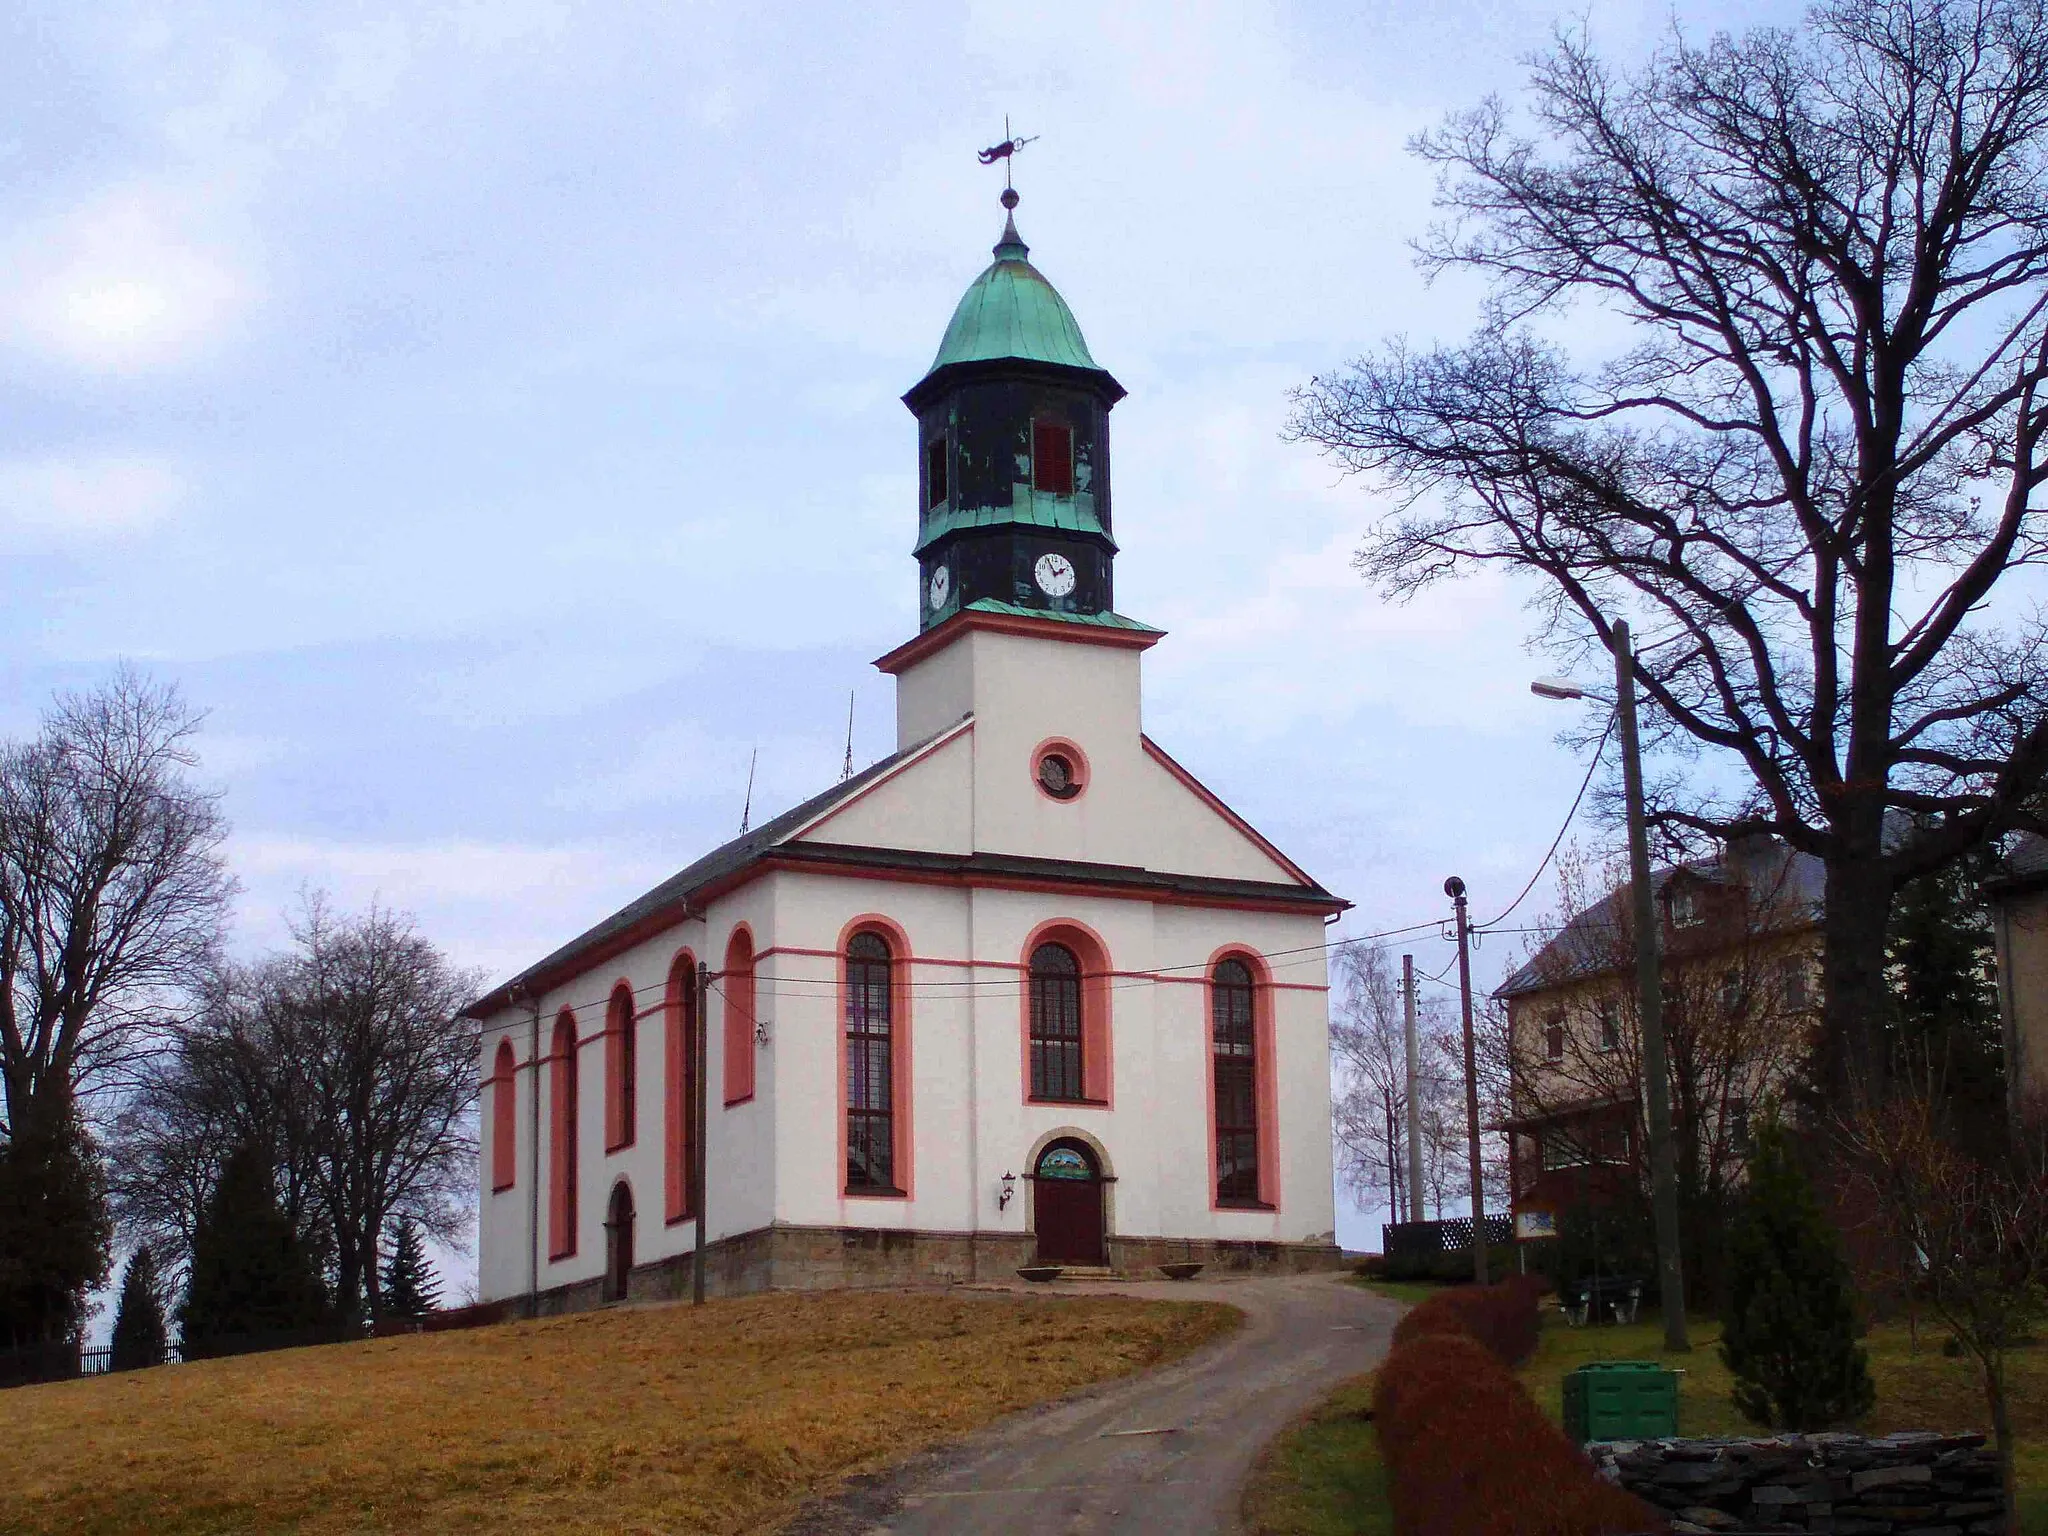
[490,1038,517,1192]
[549,1011,579,1258]
[844,930,899,1194]
[1209,955,1276,1209]
[723,927,756,1106]
[604,983,637,1151]
[1021,922,1112,1106]
[664,951,699,1225]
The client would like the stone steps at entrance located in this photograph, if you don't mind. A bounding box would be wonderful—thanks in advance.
[1050,1266,1122,1281]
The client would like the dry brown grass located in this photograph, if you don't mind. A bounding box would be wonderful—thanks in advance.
[3,1289,1238,1536]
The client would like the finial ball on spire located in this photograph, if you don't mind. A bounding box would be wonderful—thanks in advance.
[1001,187,1019,210]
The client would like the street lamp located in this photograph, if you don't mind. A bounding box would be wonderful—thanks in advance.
[1531,620,1690,1352]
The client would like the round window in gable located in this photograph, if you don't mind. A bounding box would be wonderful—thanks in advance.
[1038,753,1077,798]
[1033,740,1090,802]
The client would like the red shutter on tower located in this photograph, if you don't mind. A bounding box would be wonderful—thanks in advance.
[1033,420,1074,496]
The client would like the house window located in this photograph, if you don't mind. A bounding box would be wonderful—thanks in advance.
[1597,1001,1620,1052]
[1670,887,1704,927]
[1780,956,1809,1010]
[925,435,948,509]
[1029,942,1086,1101]
[605,984,636,1151]
[1720,968,1744,1018]
[1212,958,1261,1205]
[549,1011,578,1259]
[1540,1127,1589,1170]
[845,931,898,1193]
[490,1039,517,1192]
[723,928,756,1106]
[1545,1013,1566,1061]
[1032,418,1075,496]
[1728,1101,1753,1155]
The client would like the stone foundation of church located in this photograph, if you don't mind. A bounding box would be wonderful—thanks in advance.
[522,1222,1346,1315]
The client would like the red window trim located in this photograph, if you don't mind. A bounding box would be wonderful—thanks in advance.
[838,914,915,1200]
[604,981,637,1153]
[723,925,757,1108]
[489,1038,518,1193]
[548,1009,579,1259]
[663,949,699,1227]
[1206,949,1280,1212]
[1032,417,1075,496]
[1017,919,1113,1108]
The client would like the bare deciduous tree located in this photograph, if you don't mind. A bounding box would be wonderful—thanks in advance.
[112,897,480,1320]
[1841,1090,2048,1535]
[1332,944,1509,1223]
[1290,0,2048,1099]
[0,669,231,1135]
[1506,843,1819,1297]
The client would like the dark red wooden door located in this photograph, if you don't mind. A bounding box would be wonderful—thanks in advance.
[1033,1142,1105,1265]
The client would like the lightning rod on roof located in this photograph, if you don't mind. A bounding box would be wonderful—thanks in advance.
[841,690,855,781]
[740,747,756,834]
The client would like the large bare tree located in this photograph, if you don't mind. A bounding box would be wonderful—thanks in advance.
[1291,0,2048,1098]
[0,670,231,1137]
[113,898,480,1320]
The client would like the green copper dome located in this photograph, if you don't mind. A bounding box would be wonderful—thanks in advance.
[925,213,1100,375]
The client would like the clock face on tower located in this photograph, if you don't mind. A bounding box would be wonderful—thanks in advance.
[1033,552,1077,598]
[928,564,950,611]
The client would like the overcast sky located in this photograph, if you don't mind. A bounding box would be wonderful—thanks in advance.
[4,0,1805,1268]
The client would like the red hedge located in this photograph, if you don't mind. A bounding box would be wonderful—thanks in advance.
[1374,1281,1665,1536]
[1391,1272,1548,1365]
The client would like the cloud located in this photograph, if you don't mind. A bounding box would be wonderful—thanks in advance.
[0,453,187,538]
[0,186,252,374]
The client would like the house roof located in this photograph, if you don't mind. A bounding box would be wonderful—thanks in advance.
[1493,840,1824,1001]
[1985,832,2048,898]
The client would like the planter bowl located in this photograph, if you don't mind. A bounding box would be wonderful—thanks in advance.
[1158,1262,1205,1281]
[1015,1265,1065,1283]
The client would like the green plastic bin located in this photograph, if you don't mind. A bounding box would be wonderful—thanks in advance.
[1561,1360,1678,1444]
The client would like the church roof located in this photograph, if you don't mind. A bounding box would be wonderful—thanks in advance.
[924,212,1101,376]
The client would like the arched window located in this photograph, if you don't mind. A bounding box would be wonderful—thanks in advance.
[549,1011,579,1258]
[490,1038,517,1192]
[664,952,699,1225]
[723,927,756,1106]
[605,984,637,1151]
[1211,958,1261,1206]
[845,931,897,1193]
[1029,942,1085,1102]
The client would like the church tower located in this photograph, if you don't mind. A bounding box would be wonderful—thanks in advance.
[902,189,1127,630]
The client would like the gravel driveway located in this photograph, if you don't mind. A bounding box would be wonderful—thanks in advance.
[785,1270,1399,1536]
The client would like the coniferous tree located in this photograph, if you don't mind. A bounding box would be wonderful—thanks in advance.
[0,1092,111,1348]
[1886,857,2005,1146]
[179,1141,329,1349]
[378,1216,440,1322]
[109,1246,169,1370]
[1721,1118,1875,1430]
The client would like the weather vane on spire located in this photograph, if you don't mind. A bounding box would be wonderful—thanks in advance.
[978,115,1038,202]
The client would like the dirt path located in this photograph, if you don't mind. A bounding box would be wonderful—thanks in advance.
[786,1271,1398,1536]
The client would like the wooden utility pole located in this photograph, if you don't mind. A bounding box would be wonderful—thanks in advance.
[1402,953,1424,1223]
[1612,620,1689,1350]
[693,960,711,1306]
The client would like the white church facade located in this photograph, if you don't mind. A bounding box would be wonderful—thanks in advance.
[468,193,1346,1309]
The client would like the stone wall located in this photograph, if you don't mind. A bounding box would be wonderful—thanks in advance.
[521,1221,1344,1316]
[1585,1432,2006,1535]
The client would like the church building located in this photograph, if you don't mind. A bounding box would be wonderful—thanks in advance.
[469,191,1347,1309]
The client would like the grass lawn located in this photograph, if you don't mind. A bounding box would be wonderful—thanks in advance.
[1516,1307,2048,1533]
[1239,1373,1390,1536]
[3,1289,1238,1536]
[1253,1286,2046,1534]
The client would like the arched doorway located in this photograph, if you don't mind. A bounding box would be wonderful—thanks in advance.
[604,1181,635,1302]
[1031,1139,1105,1266]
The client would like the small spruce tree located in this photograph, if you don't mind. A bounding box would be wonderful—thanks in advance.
[0,1091,112,1349]
[1720,1117,1875,1429]
[109,1246,170,1371]
[179,1141,330,1349]
[378,1217,440,1321]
